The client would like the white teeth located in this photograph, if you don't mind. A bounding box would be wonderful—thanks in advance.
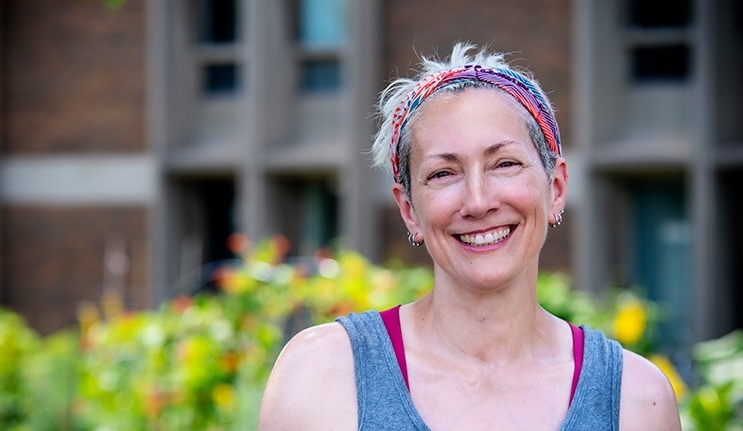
[459,227,511,246]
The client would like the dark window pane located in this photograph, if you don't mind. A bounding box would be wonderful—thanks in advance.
[627,0,692,28]
[300,59,340,92]
[631,44,691,82]
[201,0,237,43]
[204,63,239,94]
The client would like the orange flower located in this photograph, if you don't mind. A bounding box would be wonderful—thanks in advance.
[220,352,241,374]
[227,232,251,255]
[171,294,193,314]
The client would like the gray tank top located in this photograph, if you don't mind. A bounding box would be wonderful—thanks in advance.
[337,311,623,430]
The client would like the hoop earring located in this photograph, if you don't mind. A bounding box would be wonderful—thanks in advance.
[407,231,423,247]
[549,210,564,228]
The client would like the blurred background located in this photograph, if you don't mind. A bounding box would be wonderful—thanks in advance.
[0,0,741,358]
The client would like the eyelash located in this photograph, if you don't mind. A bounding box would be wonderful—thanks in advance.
[497,160,520,168]
[428,170,452,180]
[426,160,522,181]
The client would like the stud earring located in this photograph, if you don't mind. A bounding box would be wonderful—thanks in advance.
[407,231,423,247]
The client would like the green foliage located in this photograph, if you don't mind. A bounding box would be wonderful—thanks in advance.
[0,309,41,429]
[0,238,433,430]
[74,293,282,430]
[0,237,740,429]
[681,330,743,430]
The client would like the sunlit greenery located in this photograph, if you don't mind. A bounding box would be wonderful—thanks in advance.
[0,236,740,430]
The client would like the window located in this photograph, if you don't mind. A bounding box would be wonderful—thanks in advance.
[196,0,241,96]
[297,0,345,47]
[628,179,691,351]
[630,44,690,82]
[270,177,339,256]
[300,59,341,92]
[293,0,345,93]
[200,0,238,44]
[300,179,339,253]
[204,63,239,95]
[613,0,696,140]
[625,0,693,84]
[627,0,692,28]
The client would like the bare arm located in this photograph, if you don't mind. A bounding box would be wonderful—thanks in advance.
[619,349,682,431]
[257,322,358,431]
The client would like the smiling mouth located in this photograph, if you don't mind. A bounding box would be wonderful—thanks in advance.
[458,226,513,246]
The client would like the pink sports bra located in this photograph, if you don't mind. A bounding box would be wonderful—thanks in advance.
[380,305,585,404]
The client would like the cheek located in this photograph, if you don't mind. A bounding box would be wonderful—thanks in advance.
[412,187,461,226]
[496,176,551,211]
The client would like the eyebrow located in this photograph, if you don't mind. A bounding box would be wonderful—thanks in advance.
[424,141,514,162]
[484,142,511,156]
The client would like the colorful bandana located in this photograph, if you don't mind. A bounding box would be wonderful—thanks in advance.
[389,64,562,183]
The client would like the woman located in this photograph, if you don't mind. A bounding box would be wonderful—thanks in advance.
[258,43,681,430]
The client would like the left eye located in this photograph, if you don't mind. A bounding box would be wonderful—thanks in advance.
[497,160,520,168]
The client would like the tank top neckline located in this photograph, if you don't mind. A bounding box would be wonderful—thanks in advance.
[379,305,585,405]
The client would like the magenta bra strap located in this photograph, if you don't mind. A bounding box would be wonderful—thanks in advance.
[568,321,584,404]
[381,306,585,405]
[379,305,410,390]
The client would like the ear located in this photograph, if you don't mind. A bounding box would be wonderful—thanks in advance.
[392,183,422,236]
[549,157,569,216]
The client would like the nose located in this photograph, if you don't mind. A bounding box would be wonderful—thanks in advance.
[459,174,496,219]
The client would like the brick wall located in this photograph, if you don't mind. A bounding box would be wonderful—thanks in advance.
[1,0,146,154]
[1,206,149,335]
[0,0,150,334]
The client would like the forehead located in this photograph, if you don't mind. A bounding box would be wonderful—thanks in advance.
[410,87,533,149]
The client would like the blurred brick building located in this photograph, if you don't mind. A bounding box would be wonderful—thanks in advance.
[0,0,740,356]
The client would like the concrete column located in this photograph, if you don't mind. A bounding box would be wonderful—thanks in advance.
[690,0,717,341]
[341,0,381,259]
[146,0,171,304]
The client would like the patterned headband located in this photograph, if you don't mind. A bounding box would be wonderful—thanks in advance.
[389,64,562,183]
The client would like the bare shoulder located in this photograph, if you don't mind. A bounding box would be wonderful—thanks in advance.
[619,349,681,431]
[258,322,357,431]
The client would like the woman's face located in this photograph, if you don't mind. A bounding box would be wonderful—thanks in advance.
[393,88,567,291]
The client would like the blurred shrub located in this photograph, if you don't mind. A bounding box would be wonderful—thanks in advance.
[0,309,40,428]
[681,330,743,430]
[0,236,740,429]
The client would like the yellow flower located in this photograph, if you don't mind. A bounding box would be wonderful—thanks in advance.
[77,301,100,349]
[339,252,369,279]
[649,354,689,400]
[612,296,647,345]
[101,289,124,321]
[212,383,236,412]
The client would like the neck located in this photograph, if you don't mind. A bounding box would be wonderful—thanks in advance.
[409,270,560,364]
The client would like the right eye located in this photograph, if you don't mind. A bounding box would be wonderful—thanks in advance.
[428,170,452,180]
